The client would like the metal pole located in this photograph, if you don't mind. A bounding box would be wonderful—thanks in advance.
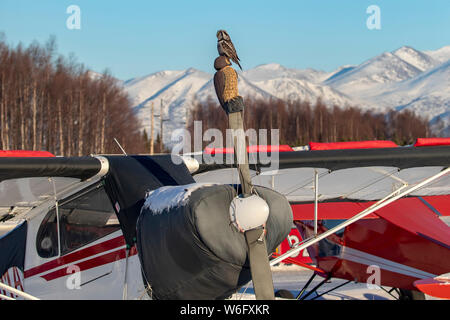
[150,102,154,154]
[113,138,128,156]
[310,280,352,300]
[0,282,39,300]
[314,169,318,236]
[50,178,61,257]
[270,167,450,266]
[0,293,15,300]
[160,100,164,149]
[299,275,331,300]
[122,247,129,300]
[296,273,316,299]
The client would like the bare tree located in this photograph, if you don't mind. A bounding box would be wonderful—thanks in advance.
[0,36,147,155]
[188,96,432,148]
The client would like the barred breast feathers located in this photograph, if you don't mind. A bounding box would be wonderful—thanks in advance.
[222,65,239,103]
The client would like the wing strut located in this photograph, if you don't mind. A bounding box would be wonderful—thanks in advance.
[314,170,319,235]
[0,281,39,300]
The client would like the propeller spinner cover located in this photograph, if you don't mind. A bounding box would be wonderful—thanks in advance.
[229,194,270,232]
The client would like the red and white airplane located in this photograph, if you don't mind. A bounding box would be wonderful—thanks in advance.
[194,138,450,300]
[1,137,449,300]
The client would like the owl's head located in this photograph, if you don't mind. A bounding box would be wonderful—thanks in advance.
[216,30,230,41]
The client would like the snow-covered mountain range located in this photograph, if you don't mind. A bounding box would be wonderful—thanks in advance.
[122,45,450,146]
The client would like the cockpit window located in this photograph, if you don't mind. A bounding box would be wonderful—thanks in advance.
[36,184,120,258]
[36,209,58,258]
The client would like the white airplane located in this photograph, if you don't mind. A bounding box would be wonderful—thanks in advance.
[0,152,149,300]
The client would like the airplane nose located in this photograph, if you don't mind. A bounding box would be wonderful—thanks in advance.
[135,183,292,300]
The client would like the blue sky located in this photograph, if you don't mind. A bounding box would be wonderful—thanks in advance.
[0,0,449,80]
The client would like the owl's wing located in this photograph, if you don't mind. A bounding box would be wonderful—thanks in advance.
[222,41,242,70]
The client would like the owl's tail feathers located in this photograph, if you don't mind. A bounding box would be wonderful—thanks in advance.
[235,60,243,70]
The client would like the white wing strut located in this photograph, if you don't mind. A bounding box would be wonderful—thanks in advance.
[0,281,39,300]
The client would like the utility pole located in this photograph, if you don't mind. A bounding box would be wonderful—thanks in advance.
[153,99,169,153]
[150,102,154,154]
[160,99,163,146]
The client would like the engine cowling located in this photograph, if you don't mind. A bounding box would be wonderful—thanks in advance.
[136,183,292,300]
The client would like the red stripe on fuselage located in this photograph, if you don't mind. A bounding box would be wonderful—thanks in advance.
[40,246,137,281]
[24,236,127,279]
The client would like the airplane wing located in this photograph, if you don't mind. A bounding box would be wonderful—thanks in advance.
[0,154,194,246]
[0,156,104,182]
[195,145,450,173]
[193,145,450,203]
[0,156,107,227]
[191,141,450,275]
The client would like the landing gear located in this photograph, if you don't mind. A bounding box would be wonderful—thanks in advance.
[398,289,425,300]
[381,287,426,300]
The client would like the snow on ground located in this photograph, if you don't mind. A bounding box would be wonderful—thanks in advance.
[229,265,440,300]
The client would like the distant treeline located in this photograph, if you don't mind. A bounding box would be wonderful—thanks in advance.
[0,35,146,156]
[188,97,431,148]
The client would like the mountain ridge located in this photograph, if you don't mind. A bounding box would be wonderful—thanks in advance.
[120,45,450,146]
